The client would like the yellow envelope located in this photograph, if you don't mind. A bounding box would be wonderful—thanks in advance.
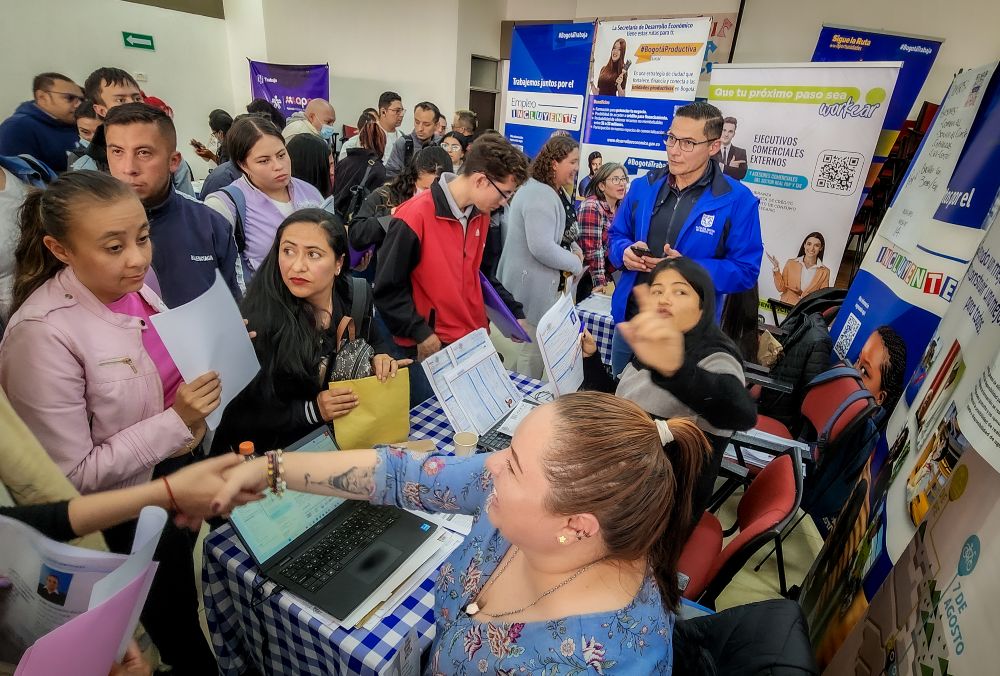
[331,368,410,449]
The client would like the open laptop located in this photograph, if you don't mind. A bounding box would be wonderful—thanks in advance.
[229,426,438,622]
[476,394,548,453]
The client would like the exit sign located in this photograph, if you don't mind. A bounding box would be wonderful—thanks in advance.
[122,31,155,51]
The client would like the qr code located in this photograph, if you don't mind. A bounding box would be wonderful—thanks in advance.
[812,150,865,195]
[834,312,862,357]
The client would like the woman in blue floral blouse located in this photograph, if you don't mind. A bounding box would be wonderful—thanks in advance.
[213,390,709,674]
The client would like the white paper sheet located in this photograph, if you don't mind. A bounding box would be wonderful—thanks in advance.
[149,271,260,429]
[536,294,585,397]
[884,61,998,252]
[0,508,165,667]
[576,291,613,316]
[421,328,523,436]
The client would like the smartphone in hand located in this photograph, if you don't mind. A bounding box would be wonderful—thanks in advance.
[630,245,654,257]
[190,138,206,151]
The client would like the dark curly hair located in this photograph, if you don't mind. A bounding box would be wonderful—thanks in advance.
[530,135,579,188]
[875,325,907,413]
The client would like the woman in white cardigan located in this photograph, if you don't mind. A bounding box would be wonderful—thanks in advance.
[498,136,584,378]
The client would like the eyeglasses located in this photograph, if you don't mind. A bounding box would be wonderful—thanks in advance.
[441,143,463,152]
[664,133,719,152]
[42,90,84,104]
[608,176,629,186]
[484,174,516,204]
[387,107,405,114]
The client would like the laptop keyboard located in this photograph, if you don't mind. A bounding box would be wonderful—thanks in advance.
[477,429,511,453]
[278,504,400,592]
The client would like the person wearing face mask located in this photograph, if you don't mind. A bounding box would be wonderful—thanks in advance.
[0,171,222,673]
[576,161,627,301]
[282,98,337,143]
[212,392,711,674]
[74,101,101,149]
[331,121,387,220]
[497,135,584,379]
[213,209,404,453]
[204,116,324,278]
[581,258,756,523]
[384,101,444,178]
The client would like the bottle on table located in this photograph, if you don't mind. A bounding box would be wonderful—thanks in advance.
[238,441,256,462]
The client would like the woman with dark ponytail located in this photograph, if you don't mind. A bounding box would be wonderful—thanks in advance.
[0,170,219,672]
[213,391,710,672]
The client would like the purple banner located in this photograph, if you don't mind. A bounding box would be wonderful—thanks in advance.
[249,60,329,116]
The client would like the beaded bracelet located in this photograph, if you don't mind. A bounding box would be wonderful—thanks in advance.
[266,449,287,497]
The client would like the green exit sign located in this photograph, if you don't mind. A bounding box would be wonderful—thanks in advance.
[122,31,155,51]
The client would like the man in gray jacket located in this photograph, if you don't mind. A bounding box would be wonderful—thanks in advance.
[385,101,443,178]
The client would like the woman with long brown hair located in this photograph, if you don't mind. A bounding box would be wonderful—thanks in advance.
[592,37,629,96]
[497,134,584,378]
[212,391,710,673]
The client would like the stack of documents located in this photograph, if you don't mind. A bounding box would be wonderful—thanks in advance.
[2,508,166,674]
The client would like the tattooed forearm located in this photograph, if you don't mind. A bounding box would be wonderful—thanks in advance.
[303,466,373,499]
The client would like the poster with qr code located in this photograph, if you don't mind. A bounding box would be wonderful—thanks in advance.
[709,62,899,315]
[813,150,865,196]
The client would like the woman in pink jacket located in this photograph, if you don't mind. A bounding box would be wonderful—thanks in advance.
[0,170,220,672]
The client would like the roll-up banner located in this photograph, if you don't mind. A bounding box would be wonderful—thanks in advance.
[812,24,943,189]
[503,23,595,158]
[580,18,709,179]
[707,62,900,310]
[797,62,1000,671]
[249,60,329,116]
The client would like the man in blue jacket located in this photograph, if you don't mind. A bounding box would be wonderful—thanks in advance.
[607,101,762,375]
[105,103,241,306]
[0,73,84,172]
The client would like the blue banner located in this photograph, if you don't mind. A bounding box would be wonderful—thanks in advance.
[812,26,941,152]
[249,60,329,116]
[933,72,1000,229]
[503,23,595,158]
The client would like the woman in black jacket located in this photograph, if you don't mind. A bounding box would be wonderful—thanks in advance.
[332,122,387,219]
[583,257,756,521]
[213,208,407,453]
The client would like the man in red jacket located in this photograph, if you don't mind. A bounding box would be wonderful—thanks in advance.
[375,134,528,400]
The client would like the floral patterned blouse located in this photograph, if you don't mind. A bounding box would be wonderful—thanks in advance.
[372,446,675,675]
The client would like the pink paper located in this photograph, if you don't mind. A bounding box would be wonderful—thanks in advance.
[15,564,156,676]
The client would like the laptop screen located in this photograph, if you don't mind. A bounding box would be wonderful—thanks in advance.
[229,427,344,566]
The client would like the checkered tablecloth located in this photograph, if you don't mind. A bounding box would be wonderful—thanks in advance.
[578,300,616,366]
[202,372,543,675]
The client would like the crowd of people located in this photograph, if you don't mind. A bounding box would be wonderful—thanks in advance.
[0,65,907,675]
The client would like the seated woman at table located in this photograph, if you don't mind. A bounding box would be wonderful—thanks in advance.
[211,392,710,674]
[213,208,407,454]
[582,257,757,522]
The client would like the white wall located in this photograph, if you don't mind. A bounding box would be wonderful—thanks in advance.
[223,0,269,111]
[0,0,234,179]
[259,0,464,133]
[455,0,505,111]
[733,0,998,118]
[504,0,1000,118]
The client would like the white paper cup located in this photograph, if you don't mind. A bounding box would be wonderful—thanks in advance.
[453,431,479,456]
